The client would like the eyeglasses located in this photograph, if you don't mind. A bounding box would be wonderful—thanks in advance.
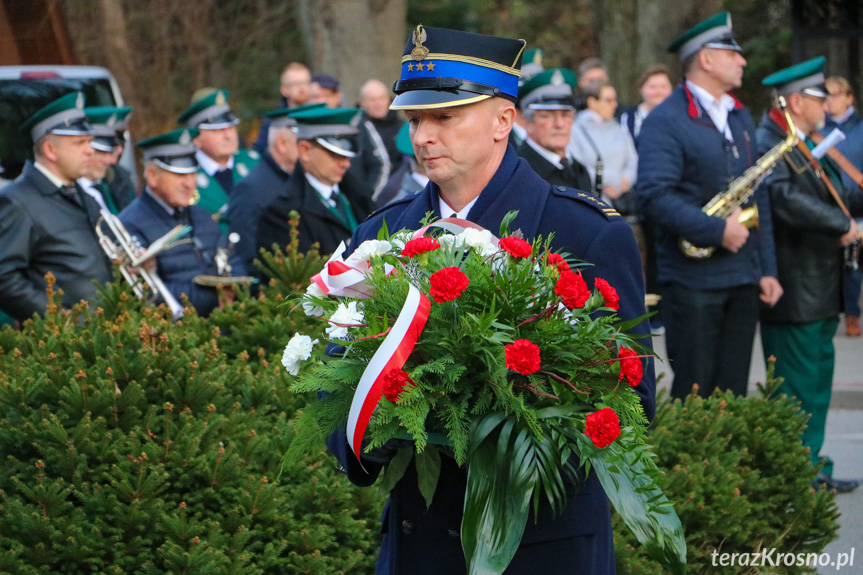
[599,97,618,103]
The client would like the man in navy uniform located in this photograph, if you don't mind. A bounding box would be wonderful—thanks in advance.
[515,68,593,192]
[119,128,246,317]
[327,26,654,575]
[255,107,374,259]
[0,92,113,321]
[635,12,783,400]
[78,106,136,215]
[227,102,325,275]
[177,89,260,221]
[758,58,863,493]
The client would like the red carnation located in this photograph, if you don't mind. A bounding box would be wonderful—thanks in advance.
[594,278,619,311]
[618,347,643,387]
[505,339,542,375]
[499,236,532,259]
[554,270,590,309]
[544,252,571,273]
[585,408,621,448]
[402,236,440,258]
[429,267,470,303]
[382,368,414,403]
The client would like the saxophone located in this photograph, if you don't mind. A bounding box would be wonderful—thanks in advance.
[679,95,798,260]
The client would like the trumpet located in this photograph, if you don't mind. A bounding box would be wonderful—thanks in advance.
[215,232,240,277]
[95,209,186,321]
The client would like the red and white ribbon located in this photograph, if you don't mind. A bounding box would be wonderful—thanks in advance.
[411,216,499,246]
[346,283,431,462]
[311,242,370,298]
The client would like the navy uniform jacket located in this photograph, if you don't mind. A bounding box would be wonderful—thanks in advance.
[328,145,655,575]
[757,112,863,324]
[0,162,113,321]
[255,168,374,259]
[635,84,777,289]
[517,139,593,193]
[227,150,293,274]
[119,190,246,316]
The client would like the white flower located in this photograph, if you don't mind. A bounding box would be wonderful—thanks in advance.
[282,333,319,376]
[389,230,413,251]
[437,234,464,250]
[302,282,327,317]
[349,239,392,263]
[458,228,497,257]
[326,301,364,339]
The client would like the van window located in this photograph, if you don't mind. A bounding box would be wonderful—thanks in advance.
[0,77,116,180]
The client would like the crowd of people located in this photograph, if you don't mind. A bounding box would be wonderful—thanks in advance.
[0,11,861,573]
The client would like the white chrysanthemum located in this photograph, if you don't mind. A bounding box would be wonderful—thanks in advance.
[458,228,497,257]
[350,239,392,263]
[282,333,319,376]
[437,234,464,250]
[389,230,413,251]
[326,301,365,339]
[302,282,327,317]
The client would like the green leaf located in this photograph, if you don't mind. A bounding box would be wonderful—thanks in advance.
[415,446,441,509]
[499,210,520,237]
[462,414,534,575]
[379,446,414,493]
[588,443,687,575]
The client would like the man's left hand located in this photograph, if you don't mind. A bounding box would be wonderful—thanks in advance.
[759,276,783,307]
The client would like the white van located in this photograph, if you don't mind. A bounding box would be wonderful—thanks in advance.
[0,65,136,187]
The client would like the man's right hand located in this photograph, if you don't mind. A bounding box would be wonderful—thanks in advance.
[722,207,749,253]
[839,218,859,247]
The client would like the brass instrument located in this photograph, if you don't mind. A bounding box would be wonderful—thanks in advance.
[96,209,186,321]
[679,95,799,260]
[193,232,258,287]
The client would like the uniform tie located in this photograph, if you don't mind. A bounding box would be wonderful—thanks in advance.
[214,167,234,194]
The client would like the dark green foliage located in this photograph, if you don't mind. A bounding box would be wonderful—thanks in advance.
[615,363,840,575]
[0,246,384,573]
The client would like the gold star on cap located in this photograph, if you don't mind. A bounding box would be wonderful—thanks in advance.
[426,62,436,71]
[407,63,415,72]
[416,63,425,72]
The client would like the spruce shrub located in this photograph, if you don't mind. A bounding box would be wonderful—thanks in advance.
[615,365,840,575]
[0,255,383,573]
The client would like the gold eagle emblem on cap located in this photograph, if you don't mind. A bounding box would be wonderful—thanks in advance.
[411,25,429,61]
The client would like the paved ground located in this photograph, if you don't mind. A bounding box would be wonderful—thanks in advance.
[651,322,862,574]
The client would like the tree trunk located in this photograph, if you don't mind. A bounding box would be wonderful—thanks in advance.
[297,0,407,106]
[99,0,135,103]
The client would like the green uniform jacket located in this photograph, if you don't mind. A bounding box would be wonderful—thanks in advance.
[194,148,260,220]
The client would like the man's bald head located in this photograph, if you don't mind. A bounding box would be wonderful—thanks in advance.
[359,79,393,120]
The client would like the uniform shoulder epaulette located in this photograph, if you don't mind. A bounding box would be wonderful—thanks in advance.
[550,185,621,219]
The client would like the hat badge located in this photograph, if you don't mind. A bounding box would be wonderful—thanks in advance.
[75,92,84,110]
[411,25,429,61]
[551,70,564,86]
[107,113,117,127]
[179,130,192,145]
[216,91,226,106]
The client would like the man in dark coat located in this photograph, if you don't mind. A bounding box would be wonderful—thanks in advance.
[227,103,324,274]
[0,92,113,321]
[256,107,374,259]
[327,26,654,575]
[758,58,863,493]
[77,106,136,215]
[357,79,406,201]
[516,68,593,193]
[635,11,783,400]
[120,128,246,317]
[375,122,428,207]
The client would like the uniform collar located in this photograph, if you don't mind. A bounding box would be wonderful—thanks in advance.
[33,161,70,188]
[305,172,340,202]
[144,186,178,216]
[525,137,567,169]
[682,80,742,118]
[195,149,234,176]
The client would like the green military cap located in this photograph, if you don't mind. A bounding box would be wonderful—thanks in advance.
[518,68,577,111]
[395,122,414,158]
[762,56,828,98]
[137,128,201,174]
[668,11,741,60]
[20,91,93,142]
[177,88,239,130]
[263,102,327,128]
[292,107,361,158]
[84,106,133,152]
[520,48,545,83]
